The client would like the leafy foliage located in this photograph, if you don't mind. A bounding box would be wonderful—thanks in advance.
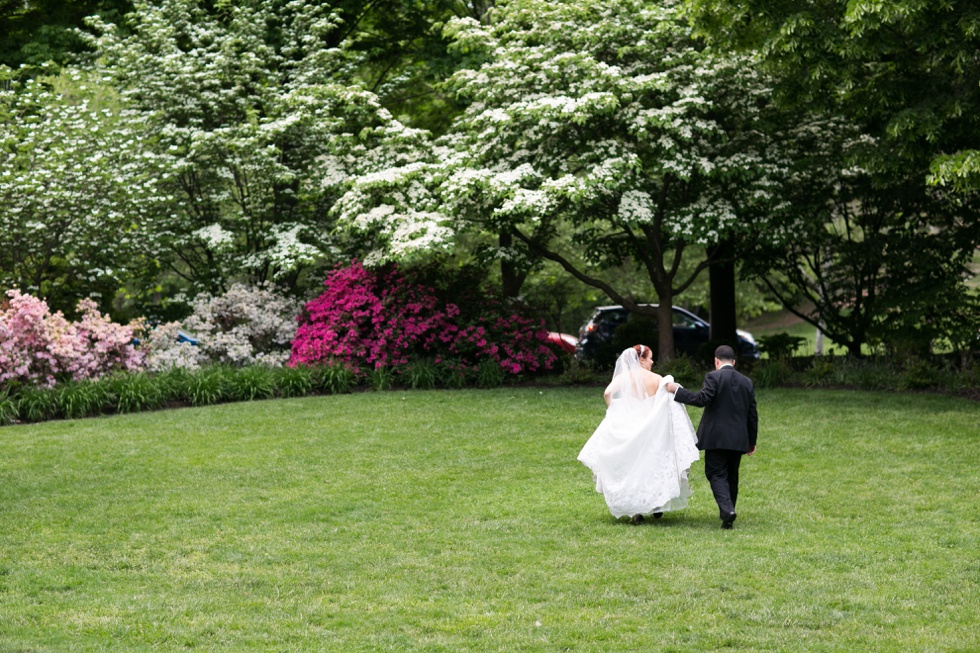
[686,0,980,355]
[314,362,358,395]
[0,389,18,425]
[52,379,111,419]
[227,365,277,402]
[13,386,56,422]
[758,333,808,360]
[0,0,131,69]
[272,365,316,398]
[739,116,980,356]
[187,365,231,407]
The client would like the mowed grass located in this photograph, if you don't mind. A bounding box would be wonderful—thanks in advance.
[0,388,977,652]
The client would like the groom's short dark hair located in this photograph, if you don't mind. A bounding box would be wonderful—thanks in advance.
[714,345,736,362]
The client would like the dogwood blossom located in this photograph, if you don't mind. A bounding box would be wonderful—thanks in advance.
[0,67,173,313]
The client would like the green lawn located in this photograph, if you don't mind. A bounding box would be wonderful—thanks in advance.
[1,388,977,652]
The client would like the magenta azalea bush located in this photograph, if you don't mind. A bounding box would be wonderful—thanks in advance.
[290,261,557,377]
[0,289,144,388]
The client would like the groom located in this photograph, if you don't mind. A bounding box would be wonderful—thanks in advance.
[665,345,758,529]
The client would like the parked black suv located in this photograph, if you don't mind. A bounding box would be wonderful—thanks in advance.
[576,304,759,363]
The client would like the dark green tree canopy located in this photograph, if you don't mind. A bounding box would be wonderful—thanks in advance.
[685,0,980,174]
[0,0,132,69]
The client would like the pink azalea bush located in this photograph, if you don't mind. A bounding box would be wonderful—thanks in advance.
[290,261,557,377]
[0,289,144,388]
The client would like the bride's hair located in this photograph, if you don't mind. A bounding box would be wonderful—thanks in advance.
[632,344,652,363]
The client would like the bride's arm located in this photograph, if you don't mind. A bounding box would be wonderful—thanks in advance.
[603,378,619,406]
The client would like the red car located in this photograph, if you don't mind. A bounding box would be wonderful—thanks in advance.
[546,331,580,354]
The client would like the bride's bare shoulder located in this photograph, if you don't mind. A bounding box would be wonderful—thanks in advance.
[644,370,662,393]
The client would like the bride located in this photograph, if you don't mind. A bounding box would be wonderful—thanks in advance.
[578,345,699,522]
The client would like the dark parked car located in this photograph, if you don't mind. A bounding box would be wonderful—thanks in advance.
[575,304,759,363]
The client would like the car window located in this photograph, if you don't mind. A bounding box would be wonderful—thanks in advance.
[672,311,702,329]
[599,310,628,324]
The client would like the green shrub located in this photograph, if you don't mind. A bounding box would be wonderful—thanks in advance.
[952,366,979,394]
[842,359,899,392]
[477,360,506,389]
[753,360,796,389]
[802,358,839,388]
[108,372,164,414]
[0,390,19,425]
[316,363,358,395]
[53,380,110,419]
[405,359,439,390]
[557,358,605,385]
[368,367,395,391]
[227,365,276,402]
[758,333,808,360]
[898,358,954,391]
[274,365,315,398]
[155,367,194,403]
[188,366,231,407]
[438,359,471,389]
[15,386,56,423]
[661,355,706,388]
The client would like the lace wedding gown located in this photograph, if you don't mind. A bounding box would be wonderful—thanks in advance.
[578,374,700,519]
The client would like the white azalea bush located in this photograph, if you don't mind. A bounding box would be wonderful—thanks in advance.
[144,284,301,370]
[142,322,206,372]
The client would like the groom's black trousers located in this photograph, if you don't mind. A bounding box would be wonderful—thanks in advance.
[704,449,743,517]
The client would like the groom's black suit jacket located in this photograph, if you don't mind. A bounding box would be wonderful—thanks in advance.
[673,365,758,452]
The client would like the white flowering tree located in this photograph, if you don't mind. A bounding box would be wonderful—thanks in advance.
[336,0,780,360]
[0,65,172,314]
[84,0,433,295]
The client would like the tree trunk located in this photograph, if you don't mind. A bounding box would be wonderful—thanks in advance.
[499,231,522,298]
[654,286,676,363]
[707,240,737,347]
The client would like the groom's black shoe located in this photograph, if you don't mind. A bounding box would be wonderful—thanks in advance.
[653,512,663,520]
[721,511,737,529]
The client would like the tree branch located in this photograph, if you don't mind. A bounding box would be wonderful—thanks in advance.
[511,227,656,316]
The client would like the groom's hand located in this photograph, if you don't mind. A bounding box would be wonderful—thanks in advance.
[665,382,678,393]
[746,446,757,456]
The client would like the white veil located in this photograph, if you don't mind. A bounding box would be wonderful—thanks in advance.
[609,347,648,402]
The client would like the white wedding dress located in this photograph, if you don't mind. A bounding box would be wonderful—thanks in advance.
[578,365,700,519]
